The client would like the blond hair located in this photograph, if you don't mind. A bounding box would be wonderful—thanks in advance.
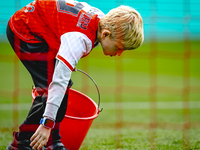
[99,6,144,50]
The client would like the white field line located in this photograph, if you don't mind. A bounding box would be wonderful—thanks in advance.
[0,101,200,110]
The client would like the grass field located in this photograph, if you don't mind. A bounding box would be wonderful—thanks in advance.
[0,40,200,149]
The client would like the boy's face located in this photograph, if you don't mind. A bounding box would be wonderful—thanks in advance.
[100,30,125,57]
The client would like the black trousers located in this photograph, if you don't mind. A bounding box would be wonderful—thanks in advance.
[6,24,73,147]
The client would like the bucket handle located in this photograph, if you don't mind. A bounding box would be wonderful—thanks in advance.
[76,69,103,112]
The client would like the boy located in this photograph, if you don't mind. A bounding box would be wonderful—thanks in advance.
[6,0,144,149]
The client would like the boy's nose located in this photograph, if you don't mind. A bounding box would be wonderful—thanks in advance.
[116,50,124,56]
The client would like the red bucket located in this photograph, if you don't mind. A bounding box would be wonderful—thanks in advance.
[60,88,99,150]
[32,69,102,150]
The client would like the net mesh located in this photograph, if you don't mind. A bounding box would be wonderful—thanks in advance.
[0,0,200,149]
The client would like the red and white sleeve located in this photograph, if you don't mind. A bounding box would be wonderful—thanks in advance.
[56,32,92,71]
[43,32,92,120]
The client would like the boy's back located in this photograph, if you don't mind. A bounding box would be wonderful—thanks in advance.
[9,0,104,51]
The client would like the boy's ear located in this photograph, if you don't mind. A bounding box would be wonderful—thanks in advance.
[101,29,111,39]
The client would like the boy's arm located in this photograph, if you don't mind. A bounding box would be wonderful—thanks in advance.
[43,32,92,120]
[43,59,71,120]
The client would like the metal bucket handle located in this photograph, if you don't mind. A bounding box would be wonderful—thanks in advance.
[76,69,103,112]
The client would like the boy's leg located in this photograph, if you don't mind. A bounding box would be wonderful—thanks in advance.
[6,24,72,150]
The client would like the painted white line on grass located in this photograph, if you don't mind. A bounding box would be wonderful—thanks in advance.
[101,101,200,110]
[0,103,31,110]
[0,101,200,110]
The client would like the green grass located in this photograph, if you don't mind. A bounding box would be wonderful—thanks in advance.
[0,40,200,149]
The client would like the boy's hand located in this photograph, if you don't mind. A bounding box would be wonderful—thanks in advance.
[30,124,51,150]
